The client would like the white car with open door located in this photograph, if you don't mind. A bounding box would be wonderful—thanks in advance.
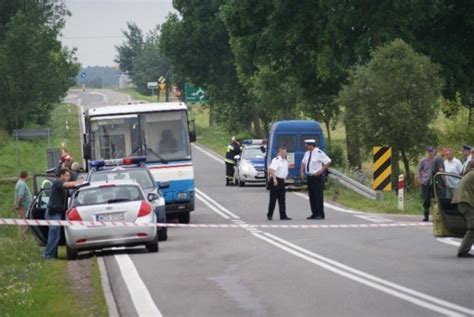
[432,172,467,237]
[64,181,158,260]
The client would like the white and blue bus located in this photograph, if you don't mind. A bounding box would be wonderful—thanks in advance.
[82,103,196,223]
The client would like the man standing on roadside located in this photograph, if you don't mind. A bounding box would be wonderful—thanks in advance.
[301,139,331,220]
[451,160,474,258]
[267,147,292,221]
[417,147,434,222]
[43,169,82,259]
[461,144,472,175]
[14,171,32,235]
[430,146,446,185]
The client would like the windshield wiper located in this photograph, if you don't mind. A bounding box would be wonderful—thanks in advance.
[145,146,168,163]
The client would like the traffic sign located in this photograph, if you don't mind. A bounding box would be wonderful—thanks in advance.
[372,146,392,192]
[158,76,165,84]
[80,72,87,79]
[159,83,166,91]
[185,83,207,103]
[147,82,158,89]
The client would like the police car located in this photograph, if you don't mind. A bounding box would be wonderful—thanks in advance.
[234,139,267,187]
[87,156,168,241]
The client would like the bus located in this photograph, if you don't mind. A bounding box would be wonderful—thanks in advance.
[82,102,196,223]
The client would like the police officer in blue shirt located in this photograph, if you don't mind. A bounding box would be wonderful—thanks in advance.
[300,139,332,219]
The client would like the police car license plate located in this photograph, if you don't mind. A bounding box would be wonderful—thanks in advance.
[96,212,124,222]
[256,171,265,178]
[287,153,295,168]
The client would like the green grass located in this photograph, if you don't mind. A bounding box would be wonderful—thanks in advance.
[0,104,107,316]
[119,87,167,103]
[325,180,423,215]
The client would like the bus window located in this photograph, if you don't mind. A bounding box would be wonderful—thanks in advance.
[277,135,297,152]
[141,111,191,162]
[90,116,139,160]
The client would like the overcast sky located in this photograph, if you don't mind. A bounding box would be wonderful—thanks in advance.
[61,0,174,67]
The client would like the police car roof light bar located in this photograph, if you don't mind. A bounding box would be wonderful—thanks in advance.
[243,139,267,145]
[89,156,146,170]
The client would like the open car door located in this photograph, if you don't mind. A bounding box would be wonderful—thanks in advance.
[27,175,56,246]
[432,172,467,238]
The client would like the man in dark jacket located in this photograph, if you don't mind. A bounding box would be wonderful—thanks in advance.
[224,137,241,186]
[43,169,82,259]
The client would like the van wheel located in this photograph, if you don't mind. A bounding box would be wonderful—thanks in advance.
[158,227,168,241]
[178,212,190,224]
[66,245,78,260]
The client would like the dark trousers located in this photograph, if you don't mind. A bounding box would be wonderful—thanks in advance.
[267,178,287,219]
[225,162,235,184]
[421,184,431,217]
[308,175,325,218]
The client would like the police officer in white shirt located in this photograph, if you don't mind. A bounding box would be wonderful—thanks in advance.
[267,147,292,221]
[300,139,331,219]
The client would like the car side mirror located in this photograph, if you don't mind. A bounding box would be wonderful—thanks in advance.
[234,155,240,160]
[147,193,159,202]
[159,182,170,189]
[83,142,91,160]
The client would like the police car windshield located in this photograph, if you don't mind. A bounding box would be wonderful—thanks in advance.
[90,169,154,190]
[243,147,265,160]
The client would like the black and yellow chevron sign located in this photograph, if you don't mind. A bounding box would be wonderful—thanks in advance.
[372,146,392,191]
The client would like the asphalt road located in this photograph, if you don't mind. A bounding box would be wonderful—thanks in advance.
[73,90,474,317]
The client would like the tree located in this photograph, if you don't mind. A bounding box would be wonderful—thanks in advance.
[114,22,144,76]
[0,1,79,132]
[160,2,257,136]
[131,27,172,95]
[339,39,443,187]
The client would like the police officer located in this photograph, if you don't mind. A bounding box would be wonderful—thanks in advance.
[224,137,241,186]
[267,147,292,221]
[300,139,332,220]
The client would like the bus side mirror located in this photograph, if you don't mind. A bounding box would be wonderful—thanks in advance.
[188,119,197,143]
[83,142,91,160]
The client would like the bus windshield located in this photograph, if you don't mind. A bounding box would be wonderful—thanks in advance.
[89,111,191,162]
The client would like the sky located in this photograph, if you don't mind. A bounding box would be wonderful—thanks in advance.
[61,0,174,67]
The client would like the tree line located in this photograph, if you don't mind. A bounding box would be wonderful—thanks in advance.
[0,0,79,133]
[116,1,474,185]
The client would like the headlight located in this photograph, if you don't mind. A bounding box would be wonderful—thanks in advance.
[241,160,255,173]
[177,192,188,199]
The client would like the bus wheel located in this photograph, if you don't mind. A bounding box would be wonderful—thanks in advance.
[178,212,190,224]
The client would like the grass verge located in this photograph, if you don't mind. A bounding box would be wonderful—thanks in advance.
[0,104,107,316]
[118,87,167,103]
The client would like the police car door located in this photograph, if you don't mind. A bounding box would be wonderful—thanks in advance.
[433,172,467,238]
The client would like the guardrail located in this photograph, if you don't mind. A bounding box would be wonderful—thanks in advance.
[328,168,382,201]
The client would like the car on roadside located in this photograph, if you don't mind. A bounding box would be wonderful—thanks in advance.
[64,181,158,260]
[87,158,168,241]
[234,140,267,187]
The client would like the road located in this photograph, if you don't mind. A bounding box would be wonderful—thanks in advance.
[73,90,474,317]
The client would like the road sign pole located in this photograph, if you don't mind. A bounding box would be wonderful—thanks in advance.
[15,130,19,177]
[165,78,169,102]
[398,174,404,210]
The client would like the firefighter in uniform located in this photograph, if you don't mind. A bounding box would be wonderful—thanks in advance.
[224,137,241,186]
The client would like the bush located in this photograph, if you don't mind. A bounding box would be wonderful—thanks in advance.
[326,142,345,167]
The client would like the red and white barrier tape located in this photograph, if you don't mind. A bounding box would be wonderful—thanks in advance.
[0,218,432,229]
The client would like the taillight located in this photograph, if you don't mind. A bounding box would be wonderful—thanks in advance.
[137,201,152,217]
[67,208,82,221]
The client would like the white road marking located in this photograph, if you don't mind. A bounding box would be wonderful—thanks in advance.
[114,254,163,317]
[195,194,231,219]
[195,188,240,219]
[197,187,474,316]
[97,257,119,317]
[437,237,474,252]
[254,232,469,317]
